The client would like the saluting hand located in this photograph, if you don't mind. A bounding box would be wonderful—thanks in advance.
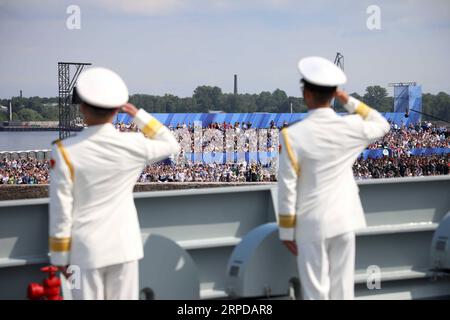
[283,240,298,256]
[121,103,139,117]
[335,90,349,105]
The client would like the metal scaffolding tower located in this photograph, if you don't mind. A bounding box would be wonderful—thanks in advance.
[333,52,344,110]
[58,62,91,139]
[334,52,344,71]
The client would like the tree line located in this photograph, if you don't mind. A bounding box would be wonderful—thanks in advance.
[1,85,449,123]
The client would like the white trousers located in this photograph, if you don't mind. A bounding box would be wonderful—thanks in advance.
[296,232,355,300]
[72,260,139,300]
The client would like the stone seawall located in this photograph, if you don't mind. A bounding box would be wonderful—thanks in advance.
[0,182,273,201]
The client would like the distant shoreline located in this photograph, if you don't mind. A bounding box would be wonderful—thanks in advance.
[0,127,59,132]
[0,127,82,132]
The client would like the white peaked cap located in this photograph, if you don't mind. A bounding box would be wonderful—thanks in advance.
[76,67,129,109]
[297,56,347,87]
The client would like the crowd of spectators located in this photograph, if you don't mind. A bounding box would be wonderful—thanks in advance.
[0,158,49,184]
[367,121,449,153]
[353,154,449,179]
[169,120,288,131]
[115,122,138,132]
[115,120,449,154]
[115,120,280,153]
[138,162,276,183]
[1,120,448,185]
[115,120,288,132]
[1,153,448,185]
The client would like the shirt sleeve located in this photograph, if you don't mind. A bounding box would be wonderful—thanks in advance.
[277,128,299,241]
[133,109,181,163]
[343,96,390,143]
[49,141,74,266]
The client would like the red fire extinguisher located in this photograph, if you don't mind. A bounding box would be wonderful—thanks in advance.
[27,266,63,300]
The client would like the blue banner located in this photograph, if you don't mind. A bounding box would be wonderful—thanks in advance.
[115,112,421,128]
[179,149,448,164]
[360,148,450,160]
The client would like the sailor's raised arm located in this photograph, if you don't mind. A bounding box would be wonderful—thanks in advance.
[277,128,299,243]
[123,103,180,162]
[49,140,74,267]
[338,91,390,142]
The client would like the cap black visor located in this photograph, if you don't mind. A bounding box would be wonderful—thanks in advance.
[301,79,337,94]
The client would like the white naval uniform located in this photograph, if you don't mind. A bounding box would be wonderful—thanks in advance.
[277,97,390,300]
[49,109,180,300]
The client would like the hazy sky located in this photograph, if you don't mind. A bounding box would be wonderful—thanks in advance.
[0,0,449,98]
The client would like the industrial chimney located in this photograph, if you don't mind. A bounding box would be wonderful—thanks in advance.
[9,100,12,121]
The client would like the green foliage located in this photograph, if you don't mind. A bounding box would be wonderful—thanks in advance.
[0,111,8,122]
[40,106,59,120]
[17,108,44,121]
[361,85,391,112]
[193,86,223,112]
[422,92,450,122]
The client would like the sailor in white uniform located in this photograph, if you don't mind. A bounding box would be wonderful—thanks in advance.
[49,67,180,300]
[277,57,390,299]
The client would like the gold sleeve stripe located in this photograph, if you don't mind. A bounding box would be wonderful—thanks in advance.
[281,129,300,175]
[142,118,163,138]
[55,140,74,181]
[355,102,371,120]
[279,214,296,228]
[49,237,71,252]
